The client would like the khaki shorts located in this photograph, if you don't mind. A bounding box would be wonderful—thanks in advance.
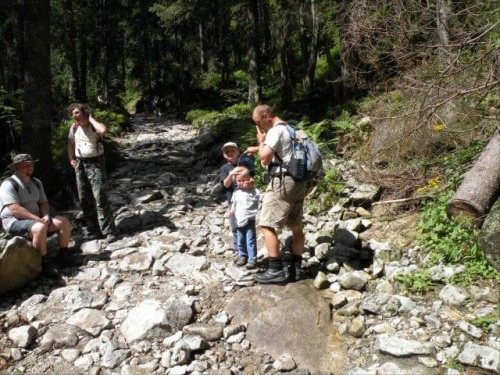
[259,175,308,229]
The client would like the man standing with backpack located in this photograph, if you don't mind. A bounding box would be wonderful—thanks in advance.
[67,103,115,240]
[251,104,310,284]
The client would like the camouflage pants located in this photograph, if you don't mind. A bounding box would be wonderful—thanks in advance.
[75,156,115,236]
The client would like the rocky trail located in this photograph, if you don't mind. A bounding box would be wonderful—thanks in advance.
[0,115,498,375]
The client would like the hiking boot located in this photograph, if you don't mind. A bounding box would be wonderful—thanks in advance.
[254,268,287,284]
[41,258,60,279]
[246,261,256,270]
[235,256,247,266]
[56,250,81,268]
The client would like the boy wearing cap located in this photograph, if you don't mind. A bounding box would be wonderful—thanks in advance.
[0,154,72,276]
[219,142,255,257]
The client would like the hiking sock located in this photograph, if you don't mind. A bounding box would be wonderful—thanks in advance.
[268,256,283,270]
[290,254,303,281]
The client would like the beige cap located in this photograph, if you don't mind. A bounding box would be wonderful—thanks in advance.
[222,142,238,152]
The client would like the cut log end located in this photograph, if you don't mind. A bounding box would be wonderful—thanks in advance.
[446,200,484,227]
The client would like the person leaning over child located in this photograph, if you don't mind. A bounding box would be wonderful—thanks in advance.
[230,167,261,269]
[219,142,255,257]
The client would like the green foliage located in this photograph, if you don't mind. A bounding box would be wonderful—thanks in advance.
[395,270,432,295]
[93,110,127,136]
[413,144,500,286]
[118,79,142,113]
[356,97,376,113]
[222,103,252,118]
[469,315,500,331]
[387,90,406,116]
[0,88,22,133]
[306,168,345,214]
[198,71,222,90]
[185,109,213,125]
[52,120,72,169]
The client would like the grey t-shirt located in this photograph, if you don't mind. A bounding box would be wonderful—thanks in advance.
[0,175,47,232]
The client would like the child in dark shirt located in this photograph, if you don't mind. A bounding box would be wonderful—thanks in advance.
[219,142,254,258]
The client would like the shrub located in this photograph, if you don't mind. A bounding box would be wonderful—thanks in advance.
[395,270,432,294]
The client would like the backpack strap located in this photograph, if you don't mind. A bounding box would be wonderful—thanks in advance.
[5,177,19,193]
[5,177,41,193]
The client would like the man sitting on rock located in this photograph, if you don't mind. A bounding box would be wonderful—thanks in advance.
[0,154,72,277]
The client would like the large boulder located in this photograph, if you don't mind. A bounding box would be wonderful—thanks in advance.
[0,237,42,295]
[225,281,346,373]
[478,197,500,270]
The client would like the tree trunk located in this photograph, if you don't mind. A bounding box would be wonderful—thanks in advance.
[279,0,293,106]
[447,134,500,226]
[247,0,262,104]
[79,37,88,102]
[62,0,81,101]
[199,22,206,72]
[436,0,451,66]
[303,0,319,93]
[298,1,309,73]
[21,0,53,189]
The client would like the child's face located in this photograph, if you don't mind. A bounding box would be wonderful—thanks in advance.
[223,147,239,164]
[236,175,254,190]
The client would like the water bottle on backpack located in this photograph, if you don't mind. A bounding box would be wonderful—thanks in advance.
[290,142,306,180]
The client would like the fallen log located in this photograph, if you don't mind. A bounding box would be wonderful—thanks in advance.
[446,133,500,226]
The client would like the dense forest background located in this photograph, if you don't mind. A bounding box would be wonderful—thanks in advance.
[0,0,498,197]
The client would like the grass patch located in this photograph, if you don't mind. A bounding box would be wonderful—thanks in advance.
[395,270,433,295]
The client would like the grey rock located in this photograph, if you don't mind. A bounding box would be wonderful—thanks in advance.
[80,240,103,255]
[330,243,360,263]
[439,284,469,306]
[65,290,108,311]
[40,324,79,348]
[181,335,209,351]
[223,324,245,339]
[118,252,153,272]
[8,325,37,348]
[116,212,142,232]
[0,237,41,295]
[273,354,296,371]
[457,341,500,373]
[66,308,112,336]
[469,285,499,303]
[339,271,369,291]
[183,323,223,341]
[314,243,331,261]
[375,334,435,357]
[349,318,365,338]
[100,349,130,368]
[313,271,329,289]
[165,253,209,275]
[458,320,483,338]
[225,283,346,373]
[61,348,81,363]
[350,184,381,207]
[377,361,428,375]
[121,299,192,344]
[347,367,376,375]
[333,228,360,248]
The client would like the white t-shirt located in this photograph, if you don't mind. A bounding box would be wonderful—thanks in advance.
[231,188,261,228]
[68,124,104,158]
[264,123,292,173]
